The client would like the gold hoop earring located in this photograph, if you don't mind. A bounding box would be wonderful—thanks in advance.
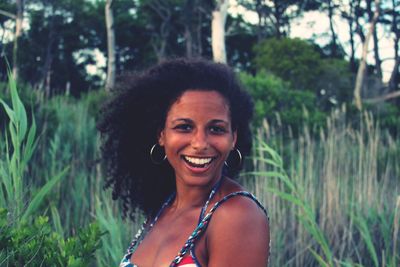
[224,148,242,169]
[150,143,166,164]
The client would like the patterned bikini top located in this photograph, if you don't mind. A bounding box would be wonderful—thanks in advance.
[119,190,269,267]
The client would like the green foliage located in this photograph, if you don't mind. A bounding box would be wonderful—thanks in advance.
[245,141,334,266]
[0,69,61,220]
[245,108,400,266]
[240,71,326,133]
[315,58,355,107]
[0,208,103,266]
[253,38,323,92]
[368,103,400,136]
[0,72,105,266]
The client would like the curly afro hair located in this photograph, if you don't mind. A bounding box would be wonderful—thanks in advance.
[97,58,254,220]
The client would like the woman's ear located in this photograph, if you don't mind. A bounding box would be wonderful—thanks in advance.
[232,130,237,149]
[158,129,165,146]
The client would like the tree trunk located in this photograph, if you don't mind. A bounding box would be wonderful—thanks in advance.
[183,0,194,58]
[273,1,283,38]
[196,7,203,56]
[327,0,338,57]
[42,15,55,97]
[13,0,24,81]
[147,0,171,62]
[105,0,116,92]
[354,0,380,110]
[388,56,399,92]
[372,27,382,78]
[344,0,357,72]
[255,0,266,42]
[367,0,382,78]
[388,0,399,92]
[211,0,229,63]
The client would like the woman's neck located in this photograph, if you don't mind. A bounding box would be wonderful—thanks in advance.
[172,177,223,211]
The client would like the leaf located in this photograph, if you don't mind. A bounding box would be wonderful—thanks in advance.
[309,248,330,267]
[0,99,16,124]
[21,167,69,222]
[21,116,38,171]
[352,213,379,267]
[17,98,28,142]
[267,187,304,207]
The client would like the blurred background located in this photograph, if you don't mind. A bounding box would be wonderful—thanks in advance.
[0,0,399,266]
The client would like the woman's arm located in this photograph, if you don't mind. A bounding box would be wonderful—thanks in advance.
[206,196,270,267]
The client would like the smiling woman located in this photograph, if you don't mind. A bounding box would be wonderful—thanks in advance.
[97,58,270,267]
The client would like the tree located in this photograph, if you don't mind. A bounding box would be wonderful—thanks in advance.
[340,0,358,71]
[105,0,116,91]
[353,0,380,110]
[181,0,212,58]
[0,1,15,79]
[211,0,229,63]
[10,0,107,95]
[238,0,318,39]
[307,0,343,58]
[13,0,24,81]
[253,38,323,92]
[387,0,400,93]
[140,0,181,62]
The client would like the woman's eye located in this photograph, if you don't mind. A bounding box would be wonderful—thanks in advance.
[174,124,192,132]
[210,126,227,134]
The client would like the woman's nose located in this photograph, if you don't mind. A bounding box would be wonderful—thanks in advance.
[191,130,209,150]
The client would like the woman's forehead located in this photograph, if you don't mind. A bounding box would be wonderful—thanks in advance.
[167,90,231,120]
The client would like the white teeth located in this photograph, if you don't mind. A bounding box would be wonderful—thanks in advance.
[184,156,213,165]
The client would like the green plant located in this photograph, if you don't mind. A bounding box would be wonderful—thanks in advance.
[240,71,326,133]
[244,141,334,266]
[0,208,103,266]
[253,38,323,92]
[242,108,400,266]
[0,69,67,221]
[0,70,106,266]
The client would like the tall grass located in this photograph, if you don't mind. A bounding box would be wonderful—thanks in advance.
[242,106,400,266]
[26,91,139,265]
[1,81,398,266]
[0,70,67,223]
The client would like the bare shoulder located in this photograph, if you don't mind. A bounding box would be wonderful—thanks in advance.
[206,187,270,267]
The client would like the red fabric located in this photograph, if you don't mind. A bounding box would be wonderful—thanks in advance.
[178,255,196,265]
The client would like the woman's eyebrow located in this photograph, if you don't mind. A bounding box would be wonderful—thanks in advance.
[209,119,228,124]
[171,118,193,123]
[171,118,229,124]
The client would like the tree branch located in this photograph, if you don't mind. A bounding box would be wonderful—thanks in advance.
[364,90,400,103]
[0,9,16,19]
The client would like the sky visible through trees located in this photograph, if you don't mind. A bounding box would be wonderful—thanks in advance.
[231,1,396,82]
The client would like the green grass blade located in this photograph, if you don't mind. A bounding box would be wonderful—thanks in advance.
[267,187,304,207]
[309,248,330,267]
[21,167,69,222]
[21,115,37,171]
[0,99,16,124]
[50,202,64,238]
[352,213,379,267]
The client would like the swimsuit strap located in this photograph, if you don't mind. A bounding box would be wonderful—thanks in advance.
[198,178,223,223]
[126,178,223,254]
[170,191,269,267]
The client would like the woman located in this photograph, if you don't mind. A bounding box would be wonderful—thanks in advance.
[98,58,270,267]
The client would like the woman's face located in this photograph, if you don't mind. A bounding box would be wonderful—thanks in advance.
[159,90,237,188]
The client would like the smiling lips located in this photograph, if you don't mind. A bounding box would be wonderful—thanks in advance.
[182,155,215,169]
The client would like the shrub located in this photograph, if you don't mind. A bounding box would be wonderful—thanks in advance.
[253,38,322,92]
[0,208,103,266]
[240,71,326,135]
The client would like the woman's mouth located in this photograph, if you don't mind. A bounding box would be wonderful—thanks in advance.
[182,155,215,168]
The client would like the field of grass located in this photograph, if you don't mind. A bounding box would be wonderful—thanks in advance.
[1,82,399,266]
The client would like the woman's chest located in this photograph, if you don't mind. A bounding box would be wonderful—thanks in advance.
[130,212,206,266]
